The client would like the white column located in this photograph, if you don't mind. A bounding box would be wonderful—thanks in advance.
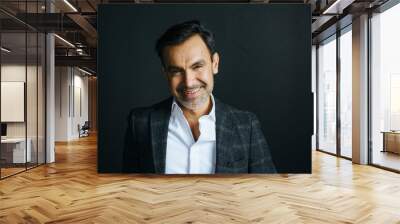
[46,1,55,163]
[352,14,369,164]
[46,33,55,163]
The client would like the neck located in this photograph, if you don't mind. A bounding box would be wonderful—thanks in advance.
[181,96,212,121]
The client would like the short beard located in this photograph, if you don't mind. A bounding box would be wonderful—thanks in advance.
[177,90,211,111]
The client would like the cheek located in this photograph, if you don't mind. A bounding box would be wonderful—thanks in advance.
[169,78,181,91]
[198,70,214,85]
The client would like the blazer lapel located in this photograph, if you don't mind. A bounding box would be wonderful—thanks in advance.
[150,98,172,174]
[214,98,235,172]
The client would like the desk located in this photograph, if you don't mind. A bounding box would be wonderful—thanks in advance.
[381,131,400,154]
[1,138,31,163]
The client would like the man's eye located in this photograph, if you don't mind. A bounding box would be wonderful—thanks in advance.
[169,70,182,76]
[193,65,203,70]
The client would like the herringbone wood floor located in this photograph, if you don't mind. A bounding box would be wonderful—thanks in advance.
[1,135,400,224]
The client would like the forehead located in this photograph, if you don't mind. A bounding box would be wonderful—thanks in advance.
[163,35,211,65]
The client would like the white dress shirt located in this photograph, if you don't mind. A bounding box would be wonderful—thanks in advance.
[165,95,216,174]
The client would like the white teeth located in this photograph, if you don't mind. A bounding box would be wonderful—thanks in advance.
[184,88,200,94]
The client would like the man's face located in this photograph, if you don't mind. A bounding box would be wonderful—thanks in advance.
[162,34,219,111]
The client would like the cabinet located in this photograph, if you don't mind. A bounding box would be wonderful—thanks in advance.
[1,138,32,164]
[382,131,400,154]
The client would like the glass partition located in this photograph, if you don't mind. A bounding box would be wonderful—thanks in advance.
[27,30,38,169]
[38,32,45,165]
[1,31,28,177]
[0,1,46,179]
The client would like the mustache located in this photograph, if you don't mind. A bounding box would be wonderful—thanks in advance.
[177,84,205,92]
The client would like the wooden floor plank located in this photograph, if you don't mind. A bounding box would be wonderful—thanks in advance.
[1,135,400,223]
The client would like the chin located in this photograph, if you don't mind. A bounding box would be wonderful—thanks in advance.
[178,95,209,111]
[179,100,201,110]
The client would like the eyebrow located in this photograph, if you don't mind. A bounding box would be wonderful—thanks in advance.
[165,65,183,71]
[165,59,206,71]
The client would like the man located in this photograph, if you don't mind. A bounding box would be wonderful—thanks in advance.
[123,20,276,174]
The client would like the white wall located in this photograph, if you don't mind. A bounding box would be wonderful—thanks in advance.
[1,65,41,138]
[55,66,89,141]
[1,63,46,164]
[72,72,89,138]
[1,65,26,135]
[55,66,70,141]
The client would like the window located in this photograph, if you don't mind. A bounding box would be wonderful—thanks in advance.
[370,2,400,171]
[318,35,337,154]
[339,28,352,158]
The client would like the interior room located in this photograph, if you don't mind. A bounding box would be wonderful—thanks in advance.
[0,0,399,223]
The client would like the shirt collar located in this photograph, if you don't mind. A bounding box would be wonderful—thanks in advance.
[171,94,216,122]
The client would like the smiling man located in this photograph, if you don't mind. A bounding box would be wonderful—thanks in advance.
[123,20,276,174]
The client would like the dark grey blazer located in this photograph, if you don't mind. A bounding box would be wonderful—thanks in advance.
[123,97,276,174]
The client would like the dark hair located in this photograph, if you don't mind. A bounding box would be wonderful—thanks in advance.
[155,20,216,65]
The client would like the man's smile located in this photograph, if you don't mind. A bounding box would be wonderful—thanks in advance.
[181,87,202,99]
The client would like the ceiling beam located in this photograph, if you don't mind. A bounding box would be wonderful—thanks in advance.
[67,13,97,39]
[55,55,96,71]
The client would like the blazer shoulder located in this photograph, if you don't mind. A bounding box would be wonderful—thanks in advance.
[218,100,256,122]
[127,97,172,120]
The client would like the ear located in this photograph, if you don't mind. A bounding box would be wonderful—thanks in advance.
[212,52,219,75]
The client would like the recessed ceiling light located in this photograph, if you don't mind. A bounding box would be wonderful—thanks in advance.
[1,47,11,53]
[322,0,353,15]
[78,67,92,76]
[54,34,75,48]
[63,0,78,12]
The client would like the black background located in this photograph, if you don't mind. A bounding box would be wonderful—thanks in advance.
[98,4,312,173]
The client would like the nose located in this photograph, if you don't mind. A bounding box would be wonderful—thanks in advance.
[183,70,197,88]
